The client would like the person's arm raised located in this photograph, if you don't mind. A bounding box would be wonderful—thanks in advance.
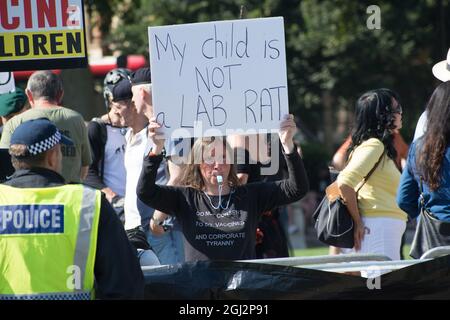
[137,118,185,221]
[276,114,309,201]
[254,114,309,213]
[278,114,296,154]
[147,117,165,156]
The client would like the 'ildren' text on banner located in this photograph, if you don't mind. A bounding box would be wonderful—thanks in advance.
[0,0,87,72]
[148,17,289,138]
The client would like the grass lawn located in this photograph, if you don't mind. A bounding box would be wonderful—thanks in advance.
[293,244,412,260]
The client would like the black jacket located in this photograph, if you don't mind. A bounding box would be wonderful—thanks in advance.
[85,119,108,190]
[2,167,144,299]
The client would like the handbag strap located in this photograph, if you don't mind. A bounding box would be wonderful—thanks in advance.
[419,176,426,208]
[355,150,385,194]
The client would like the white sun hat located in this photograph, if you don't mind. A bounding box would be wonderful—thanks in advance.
[432,48,450,82]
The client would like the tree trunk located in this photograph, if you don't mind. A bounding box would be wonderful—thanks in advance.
[322,91,334,154]
[60,68,104,122]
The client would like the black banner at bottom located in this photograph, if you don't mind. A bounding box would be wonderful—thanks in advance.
[143,255,450,299]
[0,57,87,73]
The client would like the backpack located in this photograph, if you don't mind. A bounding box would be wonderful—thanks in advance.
[91,117,108,179]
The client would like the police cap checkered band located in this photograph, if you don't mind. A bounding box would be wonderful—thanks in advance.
[10,118,73,156]
[27,130,61,155]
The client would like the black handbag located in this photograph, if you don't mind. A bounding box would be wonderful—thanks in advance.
[313,152,384,248]
[409,179,450,259]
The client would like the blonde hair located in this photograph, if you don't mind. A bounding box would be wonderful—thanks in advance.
[181,137,240,190]
[133,83,152,93]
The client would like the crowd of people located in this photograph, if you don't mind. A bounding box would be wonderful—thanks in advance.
[0,47,449,299]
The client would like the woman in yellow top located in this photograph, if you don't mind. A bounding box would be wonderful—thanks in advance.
[336,88,407,260]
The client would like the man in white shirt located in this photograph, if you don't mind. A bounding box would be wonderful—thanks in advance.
[127,68,185,265]
[85,69,133,222]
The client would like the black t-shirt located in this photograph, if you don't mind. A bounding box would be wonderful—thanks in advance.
[137,151,309,262]
[85,119,108,190]
[0,148,14,182]
[235,136,288,183]
[235,147,262,183]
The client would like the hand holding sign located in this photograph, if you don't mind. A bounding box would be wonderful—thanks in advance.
[278,114,297,154]
[147,117,166,155]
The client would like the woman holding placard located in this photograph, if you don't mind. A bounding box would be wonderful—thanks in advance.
[136,114,309,261]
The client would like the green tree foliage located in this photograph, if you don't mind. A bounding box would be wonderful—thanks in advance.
[84,0,123,53]
[105,0,449,146]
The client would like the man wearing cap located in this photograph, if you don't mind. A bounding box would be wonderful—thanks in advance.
[127,67,185,265]
[413,48,450,141]
[0,87,29,138]
[0,87,28,181]
[85,71,133,221]
[0,71,91,184]
[0,118,144,299]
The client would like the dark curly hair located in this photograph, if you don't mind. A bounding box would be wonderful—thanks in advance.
[348,88,400,161]
[416,81,450,190]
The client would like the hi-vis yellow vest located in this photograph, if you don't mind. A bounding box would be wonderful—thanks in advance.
[0,184,101,300]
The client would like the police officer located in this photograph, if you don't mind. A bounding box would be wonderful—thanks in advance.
[0,118,144,300]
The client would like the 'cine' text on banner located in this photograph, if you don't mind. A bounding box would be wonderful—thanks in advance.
[0,0,87,72]
[148,17,289,138]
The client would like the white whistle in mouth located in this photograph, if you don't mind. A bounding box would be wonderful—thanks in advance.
[217,175,223,185]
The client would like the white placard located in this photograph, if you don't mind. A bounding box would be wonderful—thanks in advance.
[148,17,289,138]
[0,72,15,94]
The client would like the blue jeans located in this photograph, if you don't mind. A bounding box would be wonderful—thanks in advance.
[146,225,185,265]
[137,248,160,266]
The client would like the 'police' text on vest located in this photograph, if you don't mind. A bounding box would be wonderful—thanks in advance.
[0,205,64,234]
